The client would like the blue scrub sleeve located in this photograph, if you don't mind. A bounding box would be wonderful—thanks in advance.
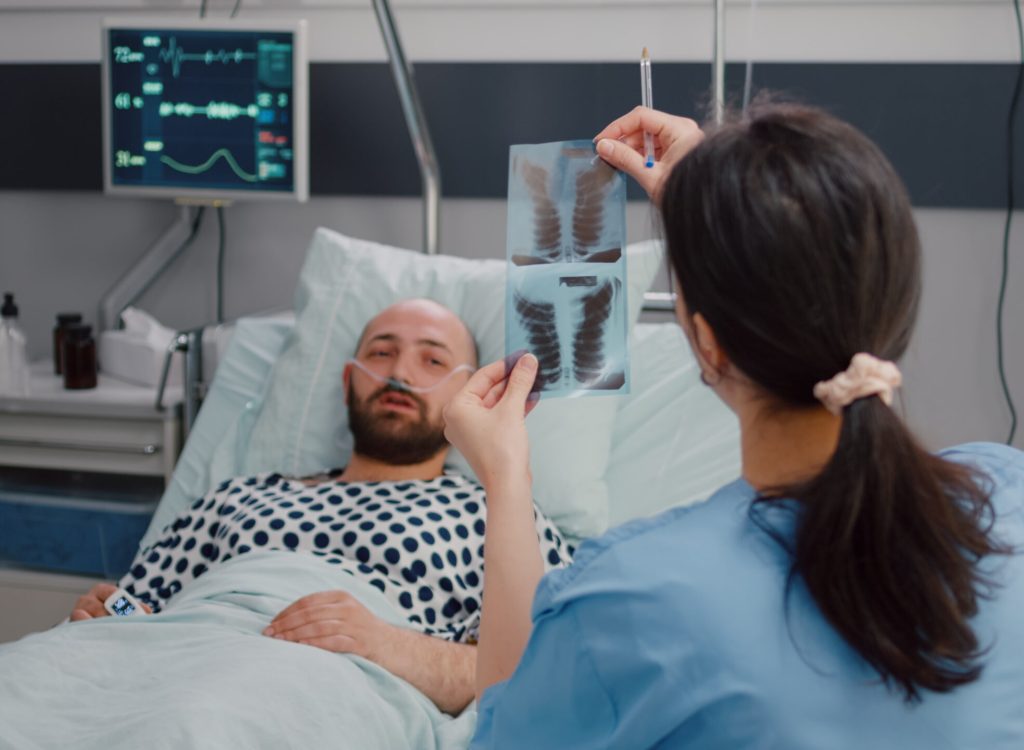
[470,604,618,749]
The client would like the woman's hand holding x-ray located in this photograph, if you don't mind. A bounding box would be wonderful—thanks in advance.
[593,106,704,202]
[443,353,539,490]
[444,354,544,699]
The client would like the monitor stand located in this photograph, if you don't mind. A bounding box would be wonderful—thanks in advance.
[97,201,215,333]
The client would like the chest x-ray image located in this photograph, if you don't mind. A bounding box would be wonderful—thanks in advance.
[508,141,626,266]
[505,140,630,399]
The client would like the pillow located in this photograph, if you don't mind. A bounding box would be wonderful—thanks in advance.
[243,228,662,538]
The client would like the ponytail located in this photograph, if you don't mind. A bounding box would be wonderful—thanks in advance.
[753,396,1006,701]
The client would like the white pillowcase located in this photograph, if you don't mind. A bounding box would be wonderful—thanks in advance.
[243,228,662,538]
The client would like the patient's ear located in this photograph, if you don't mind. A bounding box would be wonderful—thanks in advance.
[341,363,353,406]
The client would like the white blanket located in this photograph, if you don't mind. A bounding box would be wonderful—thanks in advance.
[0,551,477,749]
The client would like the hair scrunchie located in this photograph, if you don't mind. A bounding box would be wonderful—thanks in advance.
[813,353,903,415]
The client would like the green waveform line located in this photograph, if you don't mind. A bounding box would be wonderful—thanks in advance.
[158,37,257,78]
[160,148,257,183]
[159,100,259,120]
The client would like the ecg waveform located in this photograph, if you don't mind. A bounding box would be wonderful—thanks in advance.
[158,36,256,78]
[159,100,259,120]
[114,37,257,78]
[160,148,258,183]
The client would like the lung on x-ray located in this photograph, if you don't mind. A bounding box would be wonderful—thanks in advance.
[505,140,630,399]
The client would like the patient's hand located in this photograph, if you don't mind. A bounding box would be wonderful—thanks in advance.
[263,590,395,663]
[69,583,151,621]
[265,591,477,715]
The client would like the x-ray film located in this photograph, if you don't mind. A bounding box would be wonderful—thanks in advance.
[505,140,630,399]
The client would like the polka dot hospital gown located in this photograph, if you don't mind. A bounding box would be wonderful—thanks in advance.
[119,471,573,642]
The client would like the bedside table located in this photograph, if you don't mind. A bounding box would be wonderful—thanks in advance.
[0,362,182,483]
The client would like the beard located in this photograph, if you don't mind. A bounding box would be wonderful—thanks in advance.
[347,381,449,466]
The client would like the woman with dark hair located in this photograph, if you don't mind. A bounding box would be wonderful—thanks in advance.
[444,104,1024,748]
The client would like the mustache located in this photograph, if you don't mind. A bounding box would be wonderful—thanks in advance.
[370,384,428,416]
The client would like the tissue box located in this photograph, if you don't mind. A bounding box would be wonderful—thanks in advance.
[99,330,182,388]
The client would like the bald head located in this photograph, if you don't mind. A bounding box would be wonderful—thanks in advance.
[356,299,478,368]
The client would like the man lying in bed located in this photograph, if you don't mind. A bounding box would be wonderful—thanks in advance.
[67,298,572,715]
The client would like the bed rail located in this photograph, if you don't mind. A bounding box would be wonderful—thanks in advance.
[372,0,441,256]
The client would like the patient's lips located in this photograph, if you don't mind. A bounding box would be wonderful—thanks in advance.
[377,390,419,414]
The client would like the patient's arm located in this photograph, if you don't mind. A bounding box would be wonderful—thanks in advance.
[264,591,476,715]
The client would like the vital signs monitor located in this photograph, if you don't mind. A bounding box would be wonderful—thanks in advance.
[101,19,308,202]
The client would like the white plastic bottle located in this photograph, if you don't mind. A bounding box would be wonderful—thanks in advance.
[0,292,30,397]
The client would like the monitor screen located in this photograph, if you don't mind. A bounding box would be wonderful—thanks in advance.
[102,19,308,201]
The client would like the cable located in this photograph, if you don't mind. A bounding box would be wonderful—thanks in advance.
[199,0,208,19]
[230,0,243,18]
[216,205,226,324]
[998,0,1023,445]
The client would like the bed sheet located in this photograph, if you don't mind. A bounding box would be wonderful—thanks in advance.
[0,550,475,749]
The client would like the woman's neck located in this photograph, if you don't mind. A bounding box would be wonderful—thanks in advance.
[739,402,842,493]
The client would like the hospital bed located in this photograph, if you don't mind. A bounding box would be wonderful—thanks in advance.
[0,228,740,749]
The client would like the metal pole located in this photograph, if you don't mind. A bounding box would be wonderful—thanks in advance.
[712,0,726,125]
[181,329,204,434]
[371,0,442,255]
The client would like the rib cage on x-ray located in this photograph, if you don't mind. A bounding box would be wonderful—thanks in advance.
[506,140,630,398]
[512,146,624,267]
[513,292,562,388]
[510,274,626,394]
[572,279,616,385]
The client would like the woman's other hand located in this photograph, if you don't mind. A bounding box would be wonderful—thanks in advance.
[593,106,703,202]
[443,353,538,490]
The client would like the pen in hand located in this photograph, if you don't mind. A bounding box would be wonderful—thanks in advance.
[641,47,655,168]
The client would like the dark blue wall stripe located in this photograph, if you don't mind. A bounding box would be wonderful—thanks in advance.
[0,62,1018,208]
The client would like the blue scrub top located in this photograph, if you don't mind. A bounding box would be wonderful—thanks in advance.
[471,442,1024,749]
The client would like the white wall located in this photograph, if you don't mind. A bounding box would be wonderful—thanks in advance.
[0,1,1019,63]
[0,0,1021,450]
[903,208,1023,449]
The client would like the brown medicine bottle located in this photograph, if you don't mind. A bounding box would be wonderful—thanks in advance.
[53,313,83,375]
[62,323,97,390]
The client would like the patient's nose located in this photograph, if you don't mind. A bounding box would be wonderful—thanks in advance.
[388,351,418,386]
